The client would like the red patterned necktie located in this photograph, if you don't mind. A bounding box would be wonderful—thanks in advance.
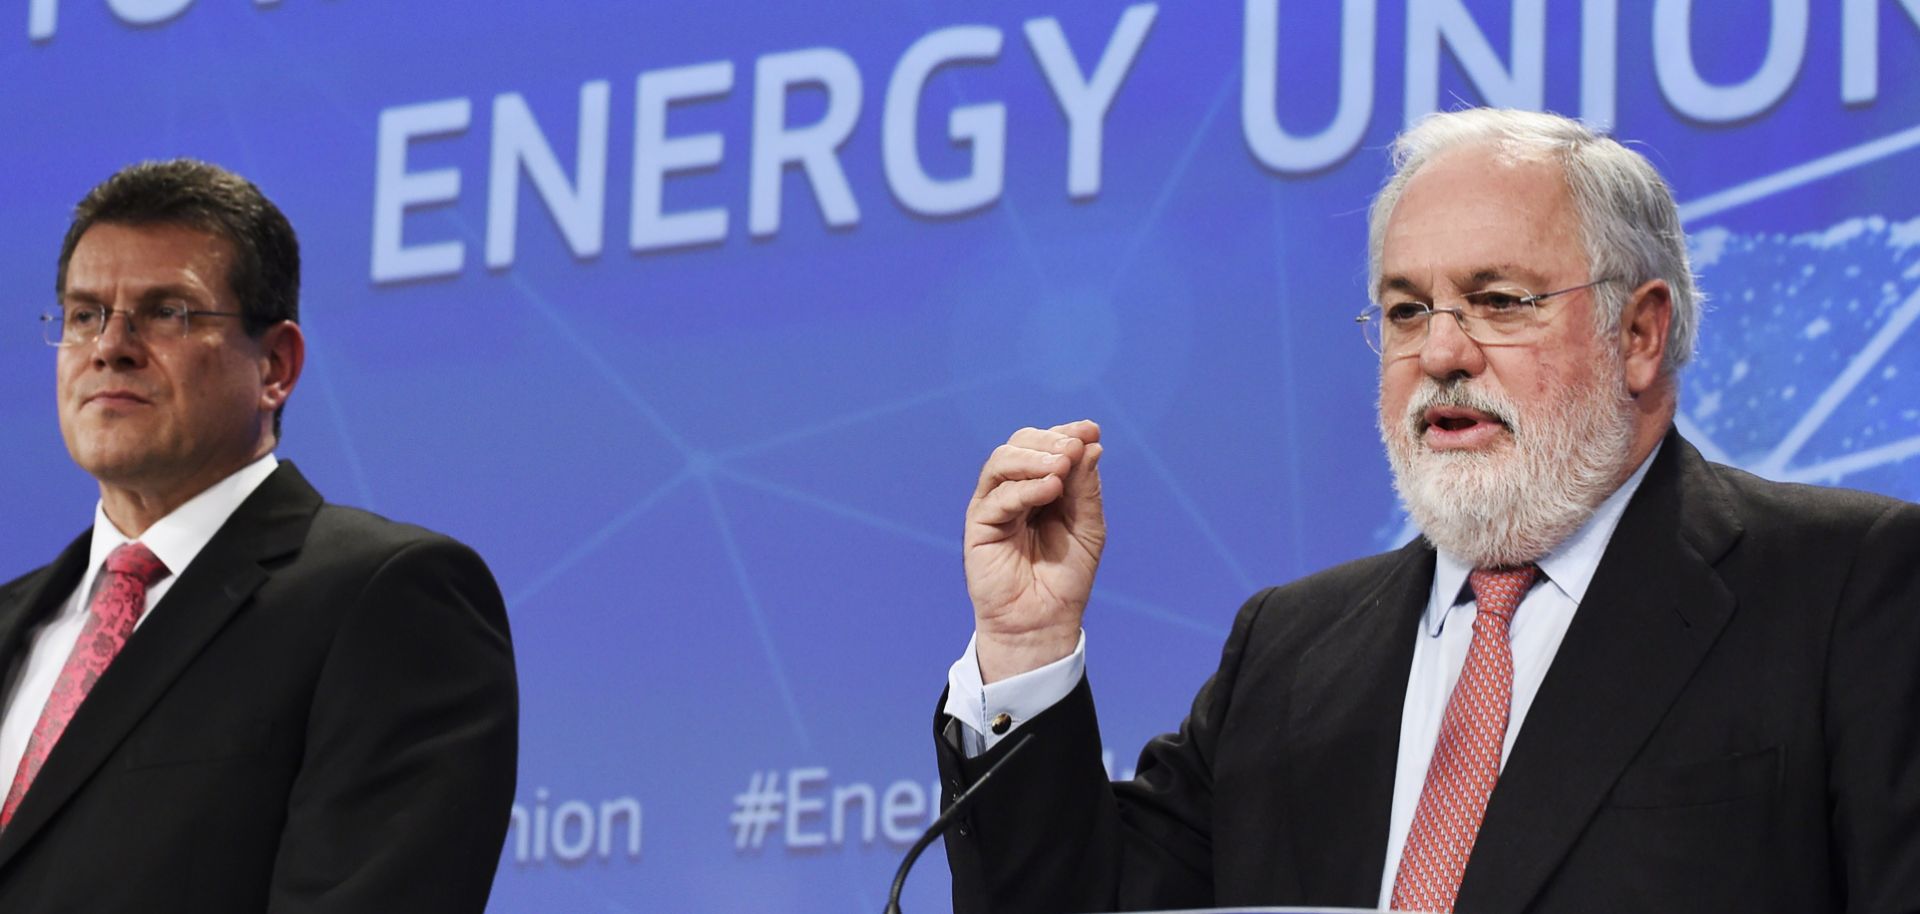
[1389,564,1540,913]
[1,542,170,828]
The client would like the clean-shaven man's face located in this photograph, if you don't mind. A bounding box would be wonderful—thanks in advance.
[57,222,275,505]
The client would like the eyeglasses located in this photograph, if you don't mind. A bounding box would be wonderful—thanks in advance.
[41,302,244,347]
[1354,278,1617,358]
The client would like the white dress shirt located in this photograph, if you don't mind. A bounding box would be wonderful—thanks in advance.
[0,454,278,792]
[944,445,1660,906]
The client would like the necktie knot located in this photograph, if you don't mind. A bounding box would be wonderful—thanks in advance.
[1467,564,1539,625]
[104,542,169,587]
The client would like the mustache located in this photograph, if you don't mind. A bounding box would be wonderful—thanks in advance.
[1404,380,1518,432]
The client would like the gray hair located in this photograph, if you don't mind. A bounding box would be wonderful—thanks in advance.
[1366,108,1700,373]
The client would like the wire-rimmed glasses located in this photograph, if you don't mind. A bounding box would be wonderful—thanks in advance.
[41,302,244,347]
[1355,278,1617,358]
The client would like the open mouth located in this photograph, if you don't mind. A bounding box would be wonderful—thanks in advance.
[1419,405,1509,445]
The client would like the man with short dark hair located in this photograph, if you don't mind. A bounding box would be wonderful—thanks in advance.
[939,109,1920,913]
[0,159,518,913]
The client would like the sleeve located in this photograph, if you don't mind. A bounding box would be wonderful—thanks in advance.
[935,587,1277,914]
[266,536,519,914]
[1823,500,1920,914]
[943,630,1088,756]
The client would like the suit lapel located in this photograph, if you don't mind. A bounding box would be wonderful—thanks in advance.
[0,532,91,697]
[0,463,321,866]
[1455,433,1743,914]
[1286,538,1435,906]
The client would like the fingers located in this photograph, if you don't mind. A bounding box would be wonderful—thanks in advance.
[971,474,1066,527]
[1005,420,1100,454]
[1063,441,1104,507]
[972,441,1072,501]
[969,420,1104,525]
[1050,419,1100,444]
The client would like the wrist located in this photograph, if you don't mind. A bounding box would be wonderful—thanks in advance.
[975,627,1080,684]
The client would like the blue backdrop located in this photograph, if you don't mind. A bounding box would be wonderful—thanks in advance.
[3,1,1918,910]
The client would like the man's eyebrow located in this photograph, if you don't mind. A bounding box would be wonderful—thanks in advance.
[134,283,209,304]
[1377,276,1422,299]
[61,283,206,306]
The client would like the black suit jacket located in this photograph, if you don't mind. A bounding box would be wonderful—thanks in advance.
[938,432,1920,913]
[0,463,518,913]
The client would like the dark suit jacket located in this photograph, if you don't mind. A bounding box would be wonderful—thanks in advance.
[938,432,1920,913]
[0,463,518,913]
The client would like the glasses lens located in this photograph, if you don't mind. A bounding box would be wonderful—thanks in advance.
[1460,289,1542,343]
[1359,306,1385,354]
[41,310,69,346]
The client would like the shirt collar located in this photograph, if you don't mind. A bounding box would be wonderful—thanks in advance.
[1425,441,1662,636]
[89,454,281,580]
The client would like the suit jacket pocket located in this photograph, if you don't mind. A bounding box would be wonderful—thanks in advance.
[1604,745,1781,809]
[122,718,274,770]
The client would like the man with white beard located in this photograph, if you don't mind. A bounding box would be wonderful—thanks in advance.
[935,108,1920,914]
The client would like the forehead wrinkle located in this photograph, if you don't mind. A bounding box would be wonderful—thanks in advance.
[60,278,210,307]
[1461,264,1549,290]
[1377,262,1548,301]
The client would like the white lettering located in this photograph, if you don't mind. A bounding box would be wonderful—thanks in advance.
[1842,0,1920,104]
[1654,0,1808,122]
[880,780,927,843]
[1025,3,1158,198]
[106,0,193,26]
[28,0,58,40]
[1243,0,1377,174]
[632,61,734,253]
[750,48,864,237]
[1404,0,1546,124]
[550,801,596,862]
[487,81,611,269]
[785,766,828,848]
[883,26,1006,217]
[598,797,643,858]
[830,782,876,845]
[531,787,550,861]
[1581,0,1619,129]
[507,791,643,864]
[371,98,471,284]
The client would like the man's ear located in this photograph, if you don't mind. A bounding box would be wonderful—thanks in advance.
[1618,280,1671,395]
[258,320,305,414]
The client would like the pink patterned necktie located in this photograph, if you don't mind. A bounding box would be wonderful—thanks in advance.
[1,542,170,828]
[1389,564,1540,913]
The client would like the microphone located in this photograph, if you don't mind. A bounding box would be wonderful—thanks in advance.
[883,731,1035,914]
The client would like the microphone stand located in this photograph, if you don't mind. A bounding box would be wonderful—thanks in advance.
[882,732,1034,914]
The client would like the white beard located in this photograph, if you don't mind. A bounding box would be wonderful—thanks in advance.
[1380,358,1637,568]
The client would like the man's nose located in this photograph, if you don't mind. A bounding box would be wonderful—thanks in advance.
[90,309,149,367]
[1416,310,1486,381]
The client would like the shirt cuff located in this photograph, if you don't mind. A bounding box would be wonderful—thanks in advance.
[943,630,1087,757]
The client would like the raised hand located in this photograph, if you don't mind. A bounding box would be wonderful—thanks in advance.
[964,420,1106,683]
